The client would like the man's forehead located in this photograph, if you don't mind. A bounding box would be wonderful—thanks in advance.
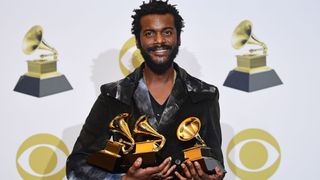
[140,13,175,29]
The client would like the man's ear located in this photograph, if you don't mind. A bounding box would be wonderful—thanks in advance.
[177,37,181,46]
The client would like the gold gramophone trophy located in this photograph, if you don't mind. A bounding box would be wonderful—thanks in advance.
[126,115,166,167]
[87,113,135,172]
[223,20,282,92]
[176,117,225,174]
[14,25,72,97]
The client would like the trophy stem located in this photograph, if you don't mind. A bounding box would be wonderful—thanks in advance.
[195,134,206,146]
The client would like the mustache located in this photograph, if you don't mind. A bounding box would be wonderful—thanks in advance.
[147,44,172,52]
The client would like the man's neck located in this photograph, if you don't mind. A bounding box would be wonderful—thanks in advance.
[143,65,176,105]
[143,65,175,84]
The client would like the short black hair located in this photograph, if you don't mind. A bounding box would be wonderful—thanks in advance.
[131,0,185,41]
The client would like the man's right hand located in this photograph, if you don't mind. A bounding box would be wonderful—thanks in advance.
[122,157,176,180]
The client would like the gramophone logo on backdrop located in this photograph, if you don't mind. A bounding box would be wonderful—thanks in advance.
[224,20,282,92]
[16,133,69,179]
[14,25,72,97]
[227,128,281,179]
[118,37,144,76]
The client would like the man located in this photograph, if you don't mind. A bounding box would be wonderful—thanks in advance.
[66,0,225,179]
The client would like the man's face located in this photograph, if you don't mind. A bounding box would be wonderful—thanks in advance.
[138,13,179,74]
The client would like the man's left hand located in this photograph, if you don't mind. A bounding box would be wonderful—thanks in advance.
[174,160,224,180]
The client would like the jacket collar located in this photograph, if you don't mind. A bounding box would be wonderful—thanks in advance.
[104,62,217,106]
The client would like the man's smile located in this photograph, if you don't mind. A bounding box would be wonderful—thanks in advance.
[148,45,171,57]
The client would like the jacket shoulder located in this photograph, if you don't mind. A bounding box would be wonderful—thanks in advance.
[100,66,141,97]
[184,73,218,98]
[100,79,123,97]
[187,76,217,93]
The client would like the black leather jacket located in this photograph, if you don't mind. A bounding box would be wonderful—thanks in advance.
[66,63,224,179]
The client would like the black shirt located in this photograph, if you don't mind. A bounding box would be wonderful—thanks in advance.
[149,92,168,122]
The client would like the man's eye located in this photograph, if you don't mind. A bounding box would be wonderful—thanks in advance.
[163,31,172,36]
[145,32,154,37]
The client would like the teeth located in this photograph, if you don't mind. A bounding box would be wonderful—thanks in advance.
[155,49,166,53]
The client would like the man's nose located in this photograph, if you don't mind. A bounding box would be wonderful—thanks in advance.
[154,33,165,44]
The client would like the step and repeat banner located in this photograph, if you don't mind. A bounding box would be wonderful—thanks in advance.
[1,0,319,179]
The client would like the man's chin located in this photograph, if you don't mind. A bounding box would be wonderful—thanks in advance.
[144,59,173,75]
[141,46,178,74]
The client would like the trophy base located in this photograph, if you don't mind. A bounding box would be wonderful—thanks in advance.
[14,74,72,97]
[87,150,122,172]
[126,151,157,168]
[182,146,226,175]
[196,157,225,175]
[223,69,282,92]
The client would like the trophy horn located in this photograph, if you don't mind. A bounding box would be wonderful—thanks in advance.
[134,115,166,151]
[177,117,206,146]
[231,20,267,55]
[109,113,135,154]
[22,25,58,60]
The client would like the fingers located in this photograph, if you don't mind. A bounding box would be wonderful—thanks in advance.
[163,176,174,180]
[151,157,175,179]
[180,163,192,178]
[194,161,205,178]
[213,166,224,180]
[127,157,142,175]
[207,167,224,180]
[163,164,176,177]
[174,171,186,180]
[161,157,172,174]
[158,156,172,170]
[176,161,209,180]
[186,160,199,179]
[145,157,172,175]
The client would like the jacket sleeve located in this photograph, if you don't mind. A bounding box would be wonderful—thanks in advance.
[203,88,225,167]
[66,93,123,180]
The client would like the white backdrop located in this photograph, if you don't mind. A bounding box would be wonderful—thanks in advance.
[1,0,320,179]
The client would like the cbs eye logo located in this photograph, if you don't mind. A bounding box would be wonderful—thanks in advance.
[16,133,69,179]
[227,128,281,179]
[119,36,144,76]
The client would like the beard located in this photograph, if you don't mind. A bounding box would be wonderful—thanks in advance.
[139,44,179,75]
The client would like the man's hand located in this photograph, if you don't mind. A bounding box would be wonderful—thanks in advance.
[174,160,224,180]
[122,157,176,180]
